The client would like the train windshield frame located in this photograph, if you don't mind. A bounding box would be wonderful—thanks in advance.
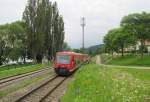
[57,55,70,64]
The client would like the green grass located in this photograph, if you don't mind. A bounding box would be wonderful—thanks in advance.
[0,63,34,71]
[117,68,150,81]
[0,63,51,79]
[62,64,150,102]
[100,54,112,63]
[106,55,150,66]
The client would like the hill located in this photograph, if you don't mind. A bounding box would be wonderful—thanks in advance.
[85,44,103,55]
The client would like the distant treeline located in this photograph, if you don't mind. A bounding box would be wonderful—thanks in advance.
[0,0,65,65]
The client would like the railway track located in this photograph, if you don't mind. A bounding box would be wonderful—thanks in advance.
[14,61,90,102]
[15,75,67,102]
[4,60,89,102]
[39,77,67,102]
[0,67,52,85]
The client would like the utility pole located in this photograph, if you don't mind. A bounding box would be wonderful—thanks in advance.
[81,17,86,53]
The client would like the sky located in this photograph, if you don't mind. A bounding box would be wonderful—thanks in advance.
[0,0,150,48]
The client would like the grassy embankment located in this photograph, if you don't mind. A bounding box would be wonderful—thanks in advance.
[62,64,150,102]
[0,62,52,79]
[0,64,34,71]
[101,54,150,67]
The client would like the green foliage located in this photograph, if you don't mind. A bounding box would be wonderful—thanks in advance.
[107,55,150,66]
[23,0,65,62]
[85,44,103,56]
[62,42,71,51]
[104,12,150,57]
[104,30,117,54]
[72,49,81,53]
[0,25,9,65]
[139,45,148,53]
[0,0,65,65]
[104,28,135,56]
[62,64,149,102]
[0,64,33,71]
[0,64,51,79]
[100,54,112,63]
[118,68,150,81]
[0,21,27,65]
[121,12,150,56]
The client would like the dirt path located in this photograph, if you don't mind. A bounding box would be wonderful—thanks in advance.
[96,55,101,65]
[96,55,150,70]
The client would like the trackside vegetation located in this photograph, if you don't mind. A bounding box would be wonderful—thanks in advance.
[0,64,34,71]
[62,64,150,102]
[117,68,150,81]
[0,63,51,79]
[103,55,150,66]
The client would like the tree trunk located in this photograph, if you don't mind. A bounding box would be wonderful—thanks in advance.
[140,40,144,58]
[111,50,113,58]
[48,47,53,61]
[23,56,26,64]
[33,54,37,64]
[0,57,2,66]
[121,45,124,57]
[36,54,43,63]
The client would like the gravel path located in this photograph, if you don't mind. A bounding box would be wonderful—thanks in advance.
[96,55,101,65]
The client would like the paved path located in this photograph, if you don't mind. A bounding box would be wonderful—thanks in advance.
[96,55,150,70]
[96,55,101,65]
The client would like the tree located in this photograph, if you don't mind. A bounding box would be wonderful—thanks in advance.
[23,0,65,63]
[104,30,118,56]
[0,25,9,65]
[62,42,71,51]
[104,28,136,57]
[121,12,150,57]
[111,28,136,56]
[0,21,27,65]
[51,2,65,58]
[0,0,65,65]
[8,21,27,62]
[23,0,43,63]
[72,49,81,53]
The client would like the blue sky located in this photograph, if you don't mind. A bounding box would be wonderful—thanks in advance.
[0,0,150,48]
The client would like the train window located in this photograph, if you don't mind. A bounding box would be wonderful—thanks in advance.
[57,55,70,64]
[75,58,79,64]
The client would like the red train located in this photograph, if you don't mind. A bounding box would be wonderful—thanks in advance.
[54,51,89,76]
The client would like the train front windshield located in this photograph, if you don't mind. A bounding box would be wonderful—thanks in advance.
[57,55,70,64]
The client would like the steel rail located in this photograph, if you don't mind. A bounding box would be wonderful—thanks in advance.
[0,67,52,85]
[15,75,58,102]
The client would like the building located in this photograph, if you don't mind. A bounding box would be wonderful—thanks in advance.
[124,40,150,53]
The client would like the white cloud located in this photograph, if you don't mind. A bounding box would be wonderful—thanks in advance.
[0,0,27,24]
[0,0,150,48]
